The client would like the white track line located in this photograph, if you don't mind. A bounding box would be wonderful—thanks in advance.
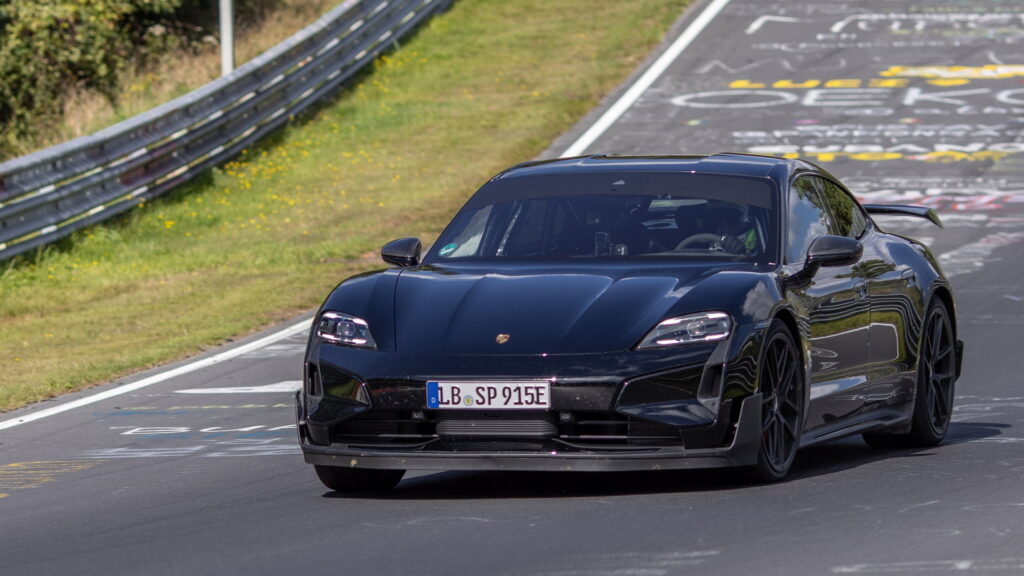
[0,0,737,430]
[561,0,734,157]
[0,317,312,431]
[175,381,303,394]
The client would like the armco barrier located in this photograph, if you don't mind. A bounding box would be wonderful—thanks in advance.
[0,0,450,262]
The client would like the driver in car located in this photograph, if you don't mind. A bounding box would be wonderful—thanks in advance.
[676,202,757,254]
[706,203,757,254]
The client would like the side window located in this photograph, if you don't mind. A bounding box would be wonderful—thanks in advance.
[819,179,867,239]
[787,177,831,264]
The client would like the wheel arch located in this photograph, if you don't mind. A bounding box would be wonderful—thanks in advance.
[771,307,805,369]
[928,284,957,341]
[769,307,810,432]
[927,283,961,380]
[750,307,808,399]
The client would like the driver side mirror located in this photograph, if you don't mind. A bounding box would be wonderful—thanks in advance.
[784,235,862,290]
[381,237,422,267]
[805,235,863,269]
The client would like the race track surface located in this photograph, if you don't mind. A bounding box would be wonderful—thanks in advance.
[3,1,1024,574]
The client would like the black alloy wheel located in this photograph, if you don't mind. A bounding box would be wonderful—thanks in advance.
[864,299,956,448]
[314,465,405,492]
[750,320,804,482]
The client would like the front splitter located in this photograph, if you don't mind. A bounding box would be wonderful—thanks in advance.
[302,394,762,472]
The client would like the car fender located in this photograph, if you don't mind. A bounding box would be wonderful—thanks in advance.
[315,269,401,353]
[663,271,793,403]
[669,270,783,326]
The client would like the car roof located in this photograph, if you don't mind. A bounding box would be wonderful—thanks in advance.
[492,153,828,185]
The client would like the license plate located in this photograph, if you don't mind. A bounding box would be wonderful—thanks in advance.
[426,381,551,410]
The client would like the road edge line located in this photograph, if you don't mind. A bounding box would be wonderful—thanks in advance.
[560,0,733,157]
[0,317,312,431]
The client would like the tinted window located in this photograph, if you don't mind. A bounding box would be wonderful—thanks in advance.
[426,172,778,263]
[819,179,867,239]
[500,199,549,257]
[440,205,492,258]
[787,177,831,264]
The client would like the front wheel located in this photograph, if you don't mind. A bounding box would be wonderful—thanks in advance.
[747,320,805,482]
[863,299,956,449]
[314,465,405,492]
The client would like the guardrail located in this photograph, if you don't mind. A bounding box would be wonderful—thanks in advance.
[0,0,451,262]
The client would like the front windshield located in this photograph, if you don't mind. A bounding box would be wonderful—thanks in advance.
[425,172,777,264]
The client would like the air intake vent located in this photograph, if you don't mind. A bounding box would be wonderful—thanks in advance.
[436,418,557,438]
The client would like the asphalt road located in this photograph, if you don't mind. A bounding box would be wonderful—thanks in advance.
[3,1,1024,574]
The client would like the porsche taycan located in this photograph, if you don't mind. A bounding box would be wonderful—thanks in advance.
[296,154,963,490]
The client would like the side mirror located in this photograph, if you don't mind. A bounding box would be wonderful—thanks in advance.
[784,235,862,290]
[805,235,863,269]
[381,237,422,267]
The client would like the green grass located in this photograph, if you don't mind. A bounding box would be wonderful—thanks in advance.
[0,0,690,412]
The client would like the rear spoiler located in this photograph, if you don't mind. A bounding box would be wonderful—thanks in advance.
[862,204,943,228]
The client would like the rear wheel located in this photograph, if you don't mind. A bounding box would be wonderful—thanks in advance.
[863,299,956,449]
[314,465,405,492]
[748,320,805,482]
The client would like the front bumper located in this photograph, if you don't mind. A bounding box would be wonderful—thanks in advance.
[296,322,767,472]
[300,393,763,472]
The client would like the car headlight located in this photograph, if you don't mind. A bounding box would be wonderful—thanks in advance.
[316,311,377,349]
[637,311,731,349]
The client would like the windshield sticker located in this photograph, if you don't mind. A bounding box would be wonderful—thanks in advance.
[439,243,459,257]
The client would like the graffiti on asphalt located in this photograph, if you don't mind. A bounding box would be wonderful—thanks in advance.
[84,439,300,459]
[80,424,301,458]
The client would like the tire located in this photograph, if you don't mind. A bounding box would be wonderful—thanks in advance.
[863,299,956,449]
[314,465,405,492]
[747,320,805,482]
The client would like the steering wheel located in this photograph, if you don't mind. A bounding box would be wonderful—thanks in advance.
[676,233,725,251]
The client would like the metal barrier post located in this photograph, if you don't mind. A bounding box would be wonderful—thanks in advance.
[220,0,236,76]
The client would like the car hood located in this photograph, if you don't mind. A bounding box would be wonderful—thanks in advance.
[392,263,747,355]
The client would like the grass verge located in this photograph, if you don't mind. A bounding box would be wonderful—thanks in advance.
[0,0,690,412]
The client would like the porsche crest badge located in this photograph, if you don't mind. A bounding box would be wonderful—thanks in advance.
[495,333,511,344]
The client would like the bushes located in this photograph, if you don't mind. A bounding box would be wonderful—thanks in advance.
[0,0,301,158]
[0,0,196,155]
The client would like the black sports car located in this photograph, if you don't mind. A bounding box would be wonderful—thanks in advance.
[296,154,963,490]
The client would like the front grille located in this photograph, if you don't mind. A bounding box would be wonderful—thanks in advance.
[330,410,681,449]
[441,440,548,451]
[436,419,557,438]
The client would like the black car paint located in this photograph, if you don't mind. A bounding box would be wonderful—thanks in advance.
[297,154,960,473]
